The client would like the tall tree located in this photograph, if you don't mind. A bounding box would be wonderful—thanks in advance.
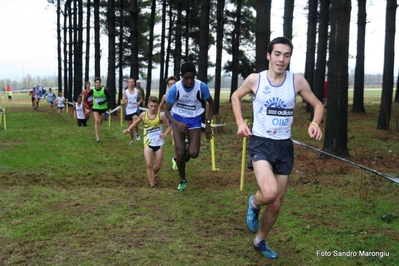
[213,0,226,115]
[351,0,367,113]
[395,68,399,102]
[323,0,351,157]
[164,4,175,82]
[223,1,256,79]
[145,0,157,106]
[94,0,101,78]
[255,0,271,72]
[174,0,183,78]
[73,0,84,101]
[130,0,139,80]
[311,0,329,116]
[63,0,70,96]
[57,0,62,93]
[304,0,318,109]
[377,0,397,130]
[158,0,167,101]
[229,0,242,100]
[107,0,117,110]
[118,0,124,104]
[283,0,294,70]
[184,0,190,61]
[68,2,73,101]
[198,0,211,83]
[85,0,91,83]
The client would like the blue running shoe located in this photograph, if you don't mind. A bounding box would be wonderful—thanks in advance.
[254,240,278,259]
[246,196,259,233]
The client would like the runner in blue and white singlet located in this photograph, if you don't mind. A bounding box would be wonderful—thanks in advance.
[164,61,214,191]
[252,70,296,140]
[168,79,209,129]
[231,37,324,260]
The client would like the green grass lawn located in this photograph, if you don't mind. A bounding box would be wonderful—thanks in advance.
[0,93,398,265]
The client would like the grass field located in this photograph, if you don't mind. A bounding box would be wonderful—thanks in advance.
[0,93,398,265]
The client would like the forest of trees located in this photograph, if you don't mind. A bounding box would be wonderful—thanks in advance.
[44,0,397,157]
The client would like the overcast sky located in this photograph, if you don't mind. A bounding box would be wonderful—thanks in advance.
[0,0,397,81]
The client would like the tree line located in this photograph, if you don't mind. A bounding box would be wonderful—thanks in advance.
[47,0,398,157]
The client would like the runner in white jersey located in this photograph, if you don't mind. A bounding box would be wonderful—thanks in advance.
[54,92,66,113]
[122,78,142,145]
[33,86,42,110]
[164,61,214,191]
[252,70,296,140]
[45,88,57,114]
[231,37,324,260]
[73,95,87,127]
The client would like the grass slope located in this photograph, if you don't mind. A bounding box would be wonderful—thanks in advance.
[0,96,398,265]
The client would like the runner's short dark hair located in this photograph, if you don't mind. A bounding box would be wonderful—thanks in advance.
[181,61,196,75]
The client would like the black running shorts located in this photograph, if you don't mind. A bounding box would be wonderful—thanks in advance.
[247,135,294,175]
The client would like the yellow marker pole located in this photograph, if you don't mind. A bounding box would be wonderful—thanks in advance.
[4,107,6,130]
[240,119,250,191]
[73,102,76,118]
[210,120,219,171]
[0,108,3,128]
[120,102,124,126]
[108,109,111,127]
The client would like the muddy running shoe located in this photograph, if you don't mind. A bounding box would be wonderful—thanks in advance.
[130,140,134,145]
[177,180,187,191]
[246,195,259,233]
[253,240,278,259]
[136,133,140,141]
[96,138,100,143]
[172,157,178,170]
